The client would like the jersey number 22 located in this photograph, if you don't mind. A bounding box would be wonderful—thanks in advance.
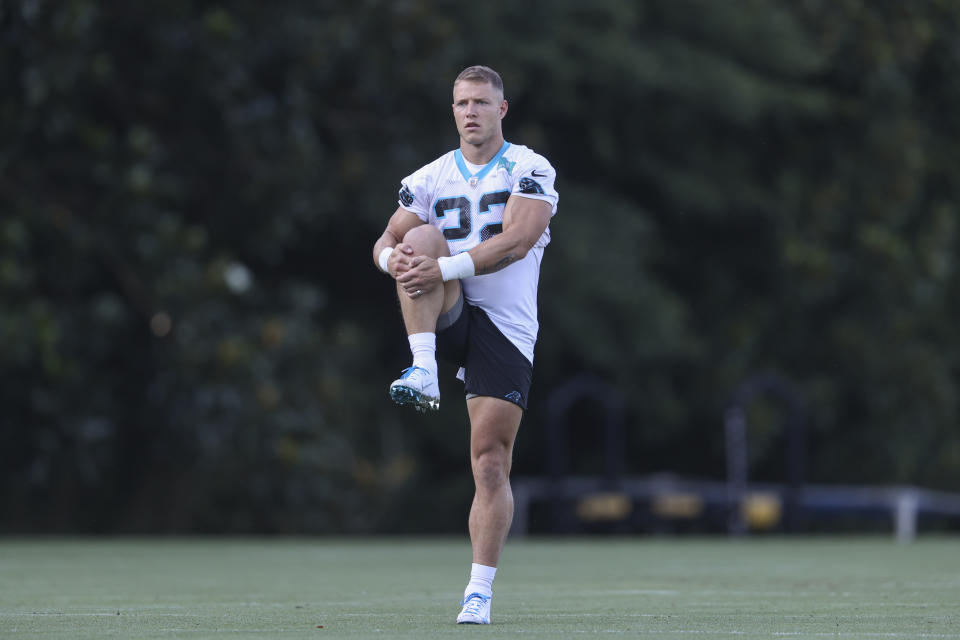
[434,190,510,243]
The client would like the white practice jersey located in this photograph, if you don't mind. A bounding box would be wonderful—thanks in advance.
[398,141,559,363]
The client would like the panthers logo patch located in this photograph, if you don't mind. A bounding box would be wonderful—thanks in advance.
[399,184,415,207]
[518,177,544,195]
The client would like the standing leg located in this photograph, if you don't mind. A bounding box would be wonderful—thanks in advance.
[457,395,522,624]
[467,395,522,565]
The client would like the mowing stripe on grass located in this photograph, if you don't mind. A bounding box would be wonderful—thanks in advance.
[1,537,957,639]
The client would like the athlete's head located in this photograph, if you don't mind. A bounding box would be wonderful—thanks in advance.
[452,66,507,150]
[454,66,504,100]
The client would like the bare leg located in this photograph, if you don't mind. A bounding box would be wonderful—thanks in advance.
[395,225,459,334]
[466,396,523,566]
[388,225,462,411]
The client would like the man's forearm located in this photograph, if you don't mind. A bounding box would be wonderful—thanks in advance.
[373,232,399,273]
[465,232,528,276]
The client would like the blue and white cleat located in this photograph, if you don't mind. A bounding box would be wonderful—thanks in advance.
[456,592,491,625]
[389,366,440,412]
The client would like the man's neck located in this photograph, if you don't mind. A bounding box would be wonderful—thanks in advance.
[459,136,505,165]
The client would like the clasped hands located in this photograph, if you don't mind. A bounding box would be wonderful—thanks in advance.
[388,243,443,299]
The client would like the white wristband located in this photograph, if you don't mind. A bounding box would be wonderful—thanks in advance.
[437,252,475,281]
[377,247,394,273]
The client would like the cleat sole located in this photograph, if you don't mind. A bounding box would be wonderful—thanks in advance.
[389,385,440,411]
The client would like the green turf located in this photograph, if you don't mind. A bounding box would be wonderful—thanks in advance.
[1,536,958,638]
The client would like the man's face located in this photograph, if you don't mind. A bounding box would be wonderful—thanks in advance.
[452,80,506,147]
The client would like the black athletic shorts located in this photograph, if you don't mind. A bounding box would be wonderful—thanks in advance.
[436,295,533,410]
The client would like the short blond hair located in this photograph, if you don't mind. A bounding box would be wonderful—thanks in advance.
[454,65,504,97]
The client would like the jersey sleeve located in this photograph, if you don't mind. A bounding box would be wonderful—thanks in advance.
[397,164,433,223]
[510,151,559,215]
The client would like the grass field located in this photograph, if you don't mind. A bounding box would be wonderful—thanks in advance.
[1,536,958,639]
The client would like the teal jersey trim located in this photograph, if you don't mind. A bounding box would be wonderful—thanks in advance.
[454,141,511,185]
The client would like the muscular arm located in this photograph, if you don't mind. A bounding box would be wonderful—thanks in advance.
[467,195,553,275]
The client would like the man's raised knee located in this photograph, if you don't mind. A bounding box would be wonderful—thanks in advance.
[403,225,449,258]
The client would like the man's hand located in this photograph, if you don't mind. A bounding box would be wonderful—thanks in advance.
[396,254,443,298]
[386,243,416,277]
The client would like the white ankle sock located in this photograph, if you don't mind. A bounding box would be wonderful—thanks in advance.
[464,563,496,598]
[408,332,436,375]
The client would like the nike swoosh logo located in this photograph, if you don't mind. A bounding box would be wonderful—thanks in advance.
[531,170,546,178]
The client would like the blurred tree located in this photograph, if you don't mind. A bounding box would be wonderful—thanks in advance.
[1,0,958,534]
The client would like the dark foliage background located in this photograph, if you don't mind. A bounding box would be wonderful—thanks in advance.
[2,0,959,533]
